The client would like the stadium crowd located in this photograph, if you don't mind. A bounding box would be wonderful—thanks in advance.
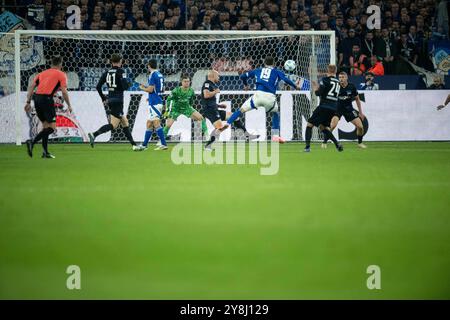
[14,0,450,75]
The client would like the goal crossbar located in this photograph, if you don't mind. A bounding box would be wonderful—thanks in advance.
[13,30,336,145]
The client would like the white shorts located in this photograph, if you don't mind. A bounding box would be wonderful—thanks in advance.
[241,91,278,113]
[148,104,163,121]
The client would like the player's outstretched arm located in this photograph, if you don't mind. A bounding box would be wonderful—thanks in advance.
[278,70,299,90]
[437,94,450,110]
[240,69,256,89]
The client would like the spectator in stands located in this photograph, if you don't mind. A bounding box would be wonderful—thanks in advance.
[408,25,422,48]
[338,29,361,68]
[429,76,445,89]
[375,28,397,74]
[34,0,440,75]
[415,15,427,38]
[359,72,380,90]
[136,20,148,30]
[235,56,253,73]
[437,0,449,39]
[349,44,369,76]
[124,20,134,30]
[156,11,166,29]
[367,56,385,76]
[361,31,375,57]
[398,33,418,64]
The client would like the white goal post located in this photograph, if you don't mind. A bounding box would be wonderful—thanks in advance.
[12,30,336,145]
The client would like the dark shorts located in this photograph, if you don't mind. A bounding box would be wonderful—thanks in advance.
[307,107,337,127]
[108,99,124,118]
[204,105,221,124]
[33,94,56,123]
[337,106,359,122]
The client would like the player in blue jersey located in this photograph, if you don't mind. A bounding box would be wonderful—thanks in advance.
[226,57,300,143]
[138,59,167,150]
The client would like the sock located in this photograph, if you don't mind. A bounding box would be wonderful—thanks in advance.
[323,136,329,144]
[163,126,169,137]
[305,126,312,148]
[322,129,339,148]
[271,112,280,136]
[206,128,219,146]
[41,128,54,154]
[93,124,113,137]
[201,119,208,134]
[156,127,167,146]
[233,117,246,132]
[143,129,152,147]
[122,126,136,146]
[227,110,242,125]
[358,134,363,144]
[32,127,51,145]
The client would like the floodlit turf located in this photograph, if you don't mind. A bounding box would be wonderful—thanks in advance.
[0,142,449,299]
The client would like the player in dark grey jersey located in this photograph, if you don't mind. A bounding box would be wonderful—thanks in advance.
[304,64,343,152]
[201,70,229,150]
[88,53,139,150]
[323,72,367,149]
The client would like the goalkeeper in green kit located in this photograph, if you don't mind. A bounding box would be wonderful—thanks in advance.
[163,74,207,139]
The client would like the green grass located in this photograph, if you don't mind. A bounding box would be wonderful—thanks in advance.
[0,142,449,299]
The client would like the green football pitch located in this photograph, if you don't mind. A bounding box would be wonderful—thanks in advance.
[0,142,449,299]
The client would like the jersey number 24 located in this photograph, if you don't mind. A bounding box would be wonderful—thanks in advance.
[327,80,340,99]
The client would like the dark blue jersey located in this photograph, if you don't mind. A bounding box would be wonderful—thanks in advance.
[316,76,340,111]
[201,80,219,108]
[96,66,130,102]
[338,82,358,110]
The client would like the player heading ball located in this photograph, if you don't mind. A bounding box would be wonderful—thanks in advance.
[226,56,301,143]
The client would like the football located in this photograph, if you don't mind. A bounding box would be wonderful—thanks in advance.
[284,59,296,72]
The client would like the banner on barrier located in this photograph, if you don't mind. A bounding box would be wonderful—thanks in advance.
[1,90,449,143]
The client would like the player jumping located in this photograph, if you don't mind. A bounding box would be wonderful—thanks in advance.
[226,56,300,143]
[322,71,367,149]
[137,59,167,150]
[88,53,139,150]
[304,64,343,152]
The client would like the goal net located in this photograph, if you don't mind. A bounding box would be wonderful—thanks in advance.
[11,30,335,145]
[0,32,17,144]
